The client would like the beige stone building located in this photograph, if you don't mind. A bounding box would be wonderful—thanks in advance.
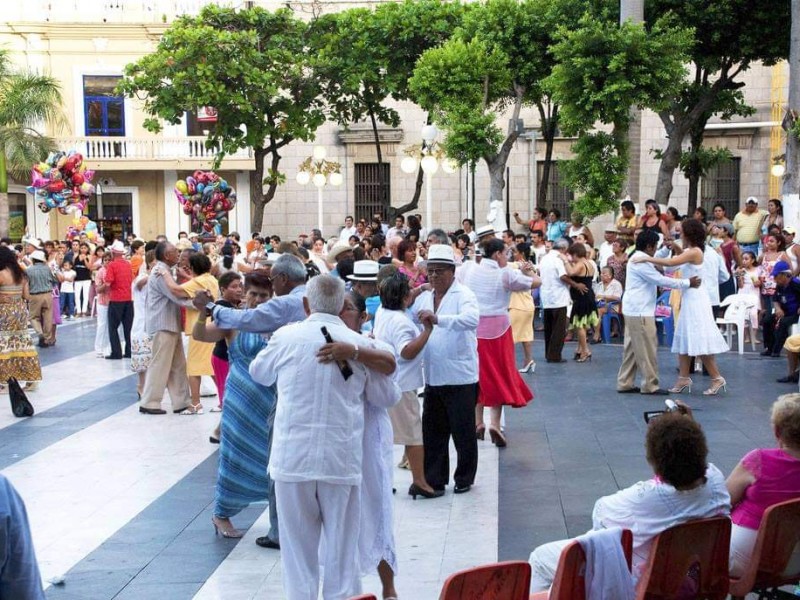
[0,0,788,242]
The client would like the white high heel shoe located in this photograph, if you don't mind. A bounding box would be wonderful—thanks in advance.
[518,360,536,373]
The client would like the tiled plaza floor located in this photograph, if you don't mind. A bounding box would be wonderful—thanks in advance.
[0,318,787,599]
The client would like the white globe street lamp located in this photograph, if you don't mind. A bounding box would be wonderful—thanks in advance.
[296,147,342,236]
[400,156,418,174]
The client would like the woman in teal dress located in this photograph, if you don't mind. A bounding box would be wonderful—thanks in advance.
[192,270,274,538]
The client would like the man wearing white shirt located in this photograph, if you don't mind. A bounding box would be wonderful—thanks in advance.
[617,231,701,394]
[538,239,586,363]
[385,215,407,241]
[248,275,399,600]
[598,228,618,268]
[412,245,480,494]
[340,215,357,240]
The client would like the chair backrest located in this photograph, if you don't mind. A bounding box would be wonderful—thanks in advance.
[721,298,749,324]
[438,561,531,600]
[347,595,377,600]
[636,516,731,600]
[730,497,800,594]
[549,529,633,599]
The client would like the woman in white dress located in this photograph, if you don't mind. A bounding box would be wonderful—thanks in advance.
[325,291,399,599]
[130,250,155,398]
[633,218,729,395]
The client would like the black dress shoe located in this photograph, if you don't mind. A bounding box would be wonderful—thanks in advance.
[641,388,670,395]
[777,374,800,383]
[105,355,122,360]
[408,484,445,499]
[209,436,220,444]
[454,484,472,494]
[255,536,280,549]
[760,349,774,357]
[139,407,167,415]
[546,358,567,363]
[617,387,641,394]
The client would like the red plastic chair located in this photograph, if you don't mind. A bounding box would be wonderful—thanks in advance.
[439,561,531,600]
[529,529,634,600]
[347,595,377,600]
[636,516,731,599]
[729,498,800,599]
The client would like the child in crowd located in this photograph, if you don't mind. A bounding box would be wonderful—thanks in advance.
[59,260,76,320]
[736,251,762,345]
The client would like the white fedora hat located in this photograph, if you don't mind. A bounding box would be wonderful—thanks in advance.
[347,260,379,281]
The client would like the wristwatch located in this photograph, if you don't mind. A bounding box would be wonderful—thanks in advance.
[205,302,216,318]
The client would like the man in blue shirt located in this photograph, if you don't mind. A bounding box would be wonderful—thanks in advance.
[192,254,307,551]
[0,475,45,600]
[762,260,800,357]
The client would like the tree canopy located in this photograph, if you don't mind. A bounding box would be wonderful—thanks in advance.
[118,5,325,231]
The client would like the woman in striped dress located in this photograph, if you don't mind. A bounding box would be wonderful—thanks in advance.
[192,271,275,538]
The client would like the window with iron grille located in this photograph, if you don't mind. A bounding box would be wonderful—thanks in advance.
[701,157,740,219]
[537,161,574,220]
[354,163,390,223]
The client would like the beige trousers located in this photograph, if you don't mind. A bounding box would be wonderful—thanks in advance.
[616,316,660,393]
[28,292,54,344]
[140,330,190,411]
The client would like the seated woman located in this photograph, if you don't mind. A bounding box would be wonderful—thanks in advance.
[591,266,623,344]
[529,412,730,591]
[726,393,800,577]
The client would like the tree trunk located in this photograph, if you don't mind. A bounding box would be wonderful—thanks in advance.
[653,115,688,206]
[0,152,8,239]
[537,104,559,209]
[783,0,800,228]
[390,166,424,218]
[685,126,706,214]
[249,146,271,233]
[687,171,700,213]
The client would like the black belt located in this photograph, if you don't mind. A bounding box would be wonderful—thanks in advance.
[30,291,52,295]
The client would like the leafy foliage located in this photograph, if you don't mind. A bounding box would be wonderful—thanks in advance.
[544,15,692,217]
[118,5,325,229]
[0,48,65,237]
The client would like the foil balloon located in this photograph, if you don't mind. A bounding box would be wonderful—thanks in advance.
[173,170,236,233]
[28,150,96,214]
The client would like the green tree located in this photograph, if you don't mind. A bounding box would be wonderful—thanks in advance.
[311,0,464,217]
[410,0,571,217]
[646,0,791,211]
[118,6,325,231]
[0,49,64,238]
[544,14,692,218]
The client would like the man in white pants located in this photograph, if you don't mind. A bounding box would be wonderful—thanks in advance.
[249,275,399,600]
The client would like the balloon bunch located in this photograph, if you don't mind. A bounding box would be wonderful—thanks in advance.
[28,151,96,215]
[65,214,99,241]
[174,171,236,234]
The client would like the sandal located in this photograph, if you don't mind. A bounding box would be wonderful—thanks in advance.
[180,404,204,415]
[210,405,222,413]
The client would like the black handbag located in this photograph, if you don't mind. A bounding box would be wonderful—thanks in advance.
[8,377,34,418]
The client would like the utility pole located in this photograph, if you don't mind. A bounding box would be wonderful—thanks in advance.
[620,0,644,207]
[783,0,800,229]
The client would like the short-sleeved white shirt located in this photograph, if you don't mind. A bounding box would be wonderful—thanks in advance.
[538,250,570,309]
[373,307,424,392]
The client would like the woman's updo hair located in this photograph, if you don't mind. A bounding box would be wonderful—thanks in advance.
[772,393,800,450]
[568,242,587,259]
[646,413,708,489]
[378,271,410,311]
[481,238,505,258]
[680,218,706,249]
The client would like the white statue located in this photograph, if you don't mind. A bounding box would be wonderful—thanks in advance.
[486,198,507,237]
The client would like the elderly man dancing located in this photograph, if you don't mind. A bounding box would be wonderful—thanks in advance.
[249,275,400,600]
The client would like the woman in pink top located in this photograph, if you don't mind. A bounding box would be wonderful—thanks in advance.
[726,393,800,576]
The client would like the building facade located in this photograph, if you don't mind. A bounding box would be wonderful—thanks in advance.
[0,0,788,242]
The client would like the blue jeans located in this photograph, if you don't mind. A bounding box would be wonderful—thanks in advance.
[739,242,760,257]
[59,292,74,317]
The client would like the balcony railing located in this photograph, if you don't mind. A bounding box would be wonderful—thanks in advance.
[55,136,252,163]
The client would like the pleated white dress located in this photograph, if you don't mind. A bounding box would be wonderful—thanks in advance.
[671,261,729,356]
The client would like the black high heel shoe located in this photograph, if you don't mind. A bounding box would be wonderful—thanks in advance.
[408,484,444,500]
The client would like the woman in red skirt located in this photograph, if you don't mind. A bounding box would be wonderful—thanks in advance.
[460,237,540,446]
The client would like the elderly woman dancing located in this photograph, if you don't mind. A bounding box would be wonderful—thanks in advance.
[461,237,539,447]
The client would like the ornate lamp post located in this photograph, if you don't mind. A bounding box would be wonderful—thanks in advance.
[296,145,342,236]
[400,125,457,232]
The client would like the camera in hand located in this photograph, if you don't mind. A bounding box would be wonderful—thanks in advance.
[643,399,679,423]
[321,326,353,381]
